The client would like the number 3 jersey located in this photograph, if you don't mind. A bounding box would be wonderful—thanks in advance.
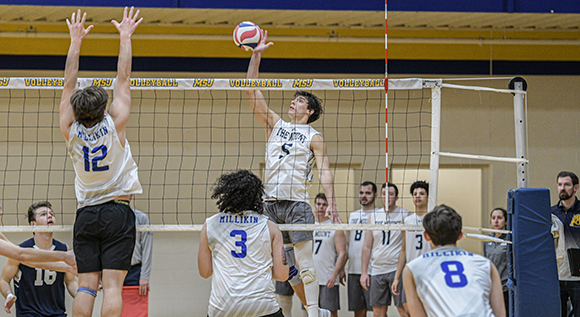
[406,246,494,317]
[205,211,280,317]
[14,238,67,317]
[264,119,321,202]
[68,113,142,208]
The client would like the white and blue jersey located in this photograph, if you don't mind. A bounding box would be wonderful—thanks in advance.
[404,213,432,262]
[68,112,142,208]
[14,238,67,317]
[406,246,494,317]
[205,211,280,317]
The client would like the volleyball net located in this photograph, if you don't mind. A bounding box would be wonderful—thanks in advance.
[0,77,526,234]
[0,77,385,232]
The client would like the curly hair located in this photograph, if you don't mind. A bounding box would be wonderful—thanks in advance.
[211,170,264,215]
[70,85,109,127]
[27,201,52,223]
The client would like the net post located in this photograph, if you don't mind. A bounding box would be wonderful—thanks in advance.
[509,77,528,188]
[427,80,441,212]
[385,0,389,211]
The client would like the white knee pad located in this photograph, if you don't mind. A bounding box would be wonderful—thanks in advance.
[300,268,318,285]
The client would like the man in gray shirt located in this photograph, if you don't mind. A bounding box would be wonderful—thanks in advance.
[122,209,153,316]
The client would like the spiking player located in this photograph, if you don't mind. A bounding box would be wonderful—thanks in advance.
[198,170,287,317]
[245,28,342,317]
[59,7,143,317]
[402,204,505,317]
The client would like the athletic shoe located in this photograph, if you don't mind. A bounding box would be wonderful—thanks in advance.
[318,308,331,317]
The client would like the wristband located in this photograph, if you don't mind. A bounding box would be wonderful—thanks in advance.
[6,293,15,301]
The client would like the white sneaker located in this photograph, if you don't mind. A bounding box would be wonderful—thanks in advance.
[318,308,331,317]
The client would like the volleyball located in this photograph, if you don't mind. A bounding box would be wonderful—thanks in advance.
[233,21,262,51]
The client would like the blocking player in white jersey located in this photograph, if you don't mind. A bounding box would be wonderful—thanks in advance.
[360,183,409,317]
[403,205,506,317]
[198,170,288,317]
[312,193,348,317]
[347,181,381,317]
[246,28,341,317]
[59,7,143,317]
[392,181,432,313]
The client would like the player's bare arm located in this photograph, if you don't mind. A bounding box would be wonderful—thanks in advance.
[311,134,342,224]
[59,10,94,144]
[245,28,279,137]
[402,267,428,317]
[198,222,213,279]
[360,227,373,290]
[0,239,76,267]
[392,227,407,295]
[108,6,143,144]
[268,220,289,282]
[489,263,507,317]
[328,230,348,288]
[65,271,79,298]
[0,259,19,313]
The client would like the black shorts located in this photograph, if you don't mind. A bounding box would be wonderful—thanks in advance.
[73,200,136,273]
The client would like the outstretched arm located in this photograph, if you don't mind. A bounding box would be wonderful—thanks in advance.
[108,6,143,144]
[0,239,76,267]
[59,10,94,144]
[245,29,279,137]
[311,134,342,224]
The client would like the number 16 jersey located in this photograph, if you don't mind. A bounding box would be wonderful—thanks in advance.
[206,211,280,317]
[264,119,320,202]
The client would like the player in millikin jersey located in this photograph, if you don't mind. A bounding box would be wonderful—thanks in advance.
[403,205,506,317]
[198,170,288,317]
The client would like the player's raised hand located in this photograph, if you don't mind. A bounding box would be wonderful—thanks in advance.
[4,293,16,314]
[111,6,143,38]
[66,10,94,42]
[253,29,274,54]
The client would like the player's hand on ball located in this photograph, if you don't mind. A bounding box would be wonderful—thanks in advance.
[253,29,273,54]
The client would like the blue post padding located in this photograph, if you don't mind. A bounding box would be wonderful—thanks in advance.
[508,188,560,317]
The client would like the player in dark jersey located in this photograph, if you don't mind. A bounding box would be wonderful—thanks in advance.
[0,201,78,316]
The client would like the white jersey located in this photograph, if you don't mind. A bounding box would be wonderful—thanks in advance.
[348,208,380,274]
[264,119,320,202]
[404,213,432,262]
[552,215,579,280]
[369,206,409,275]
[406,246,494,317]
[313,219,339,285]
[68,113,142,208]
[205,211,279,317]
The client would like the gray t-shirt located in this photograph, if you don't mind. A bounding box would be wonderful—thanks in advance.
[483,233,508,291]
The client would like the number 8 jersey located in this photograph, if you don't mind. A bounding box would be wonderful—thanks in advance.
[68,113,142,208]
[264,119,321,202]
[406,246,494,317]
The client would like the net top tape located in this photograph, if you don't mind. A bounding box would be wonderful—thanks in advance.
[0,77,398,91]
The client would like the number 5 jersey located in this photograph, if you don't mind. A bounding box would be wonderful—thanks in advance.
[264,119,321,202]
[406,245,494,317]
[68,113,142,208]
[205,210,280,317]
